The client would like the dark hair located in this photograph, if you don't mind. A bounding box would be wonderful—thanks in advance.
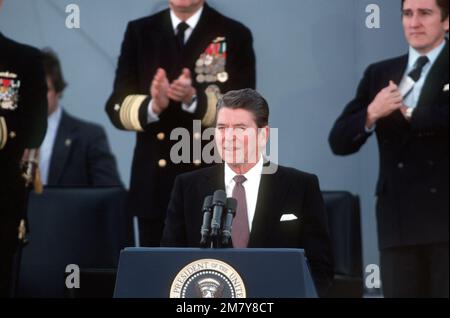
[41,48,67,94]
[402,0,449,21]
[216,88,269,128]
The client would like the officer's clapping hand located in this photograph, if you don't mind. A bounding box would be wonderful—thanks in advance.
[150,68,170,115]
[168,68,197,105]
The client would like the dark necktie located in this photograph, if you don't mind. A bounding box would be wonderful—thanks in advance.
[408,56,429,82]
[231,175,250,248]
[176,22,189,50]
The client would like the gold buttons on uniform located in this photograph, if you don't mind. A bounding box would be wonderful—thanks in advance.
[157,132,165,141]
[9,131,16,139]
[193,159,201,166]
[193,132,201,140]
[158,159,167,168]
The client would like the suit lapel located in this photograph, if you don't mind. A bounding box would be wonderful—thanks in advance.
[378,55,410,135]
[202,163,287,247]
[203,163,225,192]
[47,111,75,185]
[391,55,408,86]
[390,55,411,126]
[181,4,219,71]
[249,163,285,247]
[156,9,180,80]
[416,41,449,111]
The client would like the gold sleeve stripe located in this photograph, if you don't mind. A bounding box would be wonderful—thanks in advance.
[202,85,221,127]
[0,117,7,150]
[119,94,147,132]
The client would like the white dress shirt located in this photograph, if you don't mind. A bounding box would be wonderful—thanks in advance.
[39,106,62,185]
[224,156,264,232]
[147,6,204,123]
[402,40,446,109]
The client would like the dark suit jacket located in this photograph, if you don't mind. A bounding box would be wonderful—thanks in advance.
[47,111,122,187]
[105,3,256,245]
[0,33,47,220]
[329,42,449,249]
[161,163,334,297]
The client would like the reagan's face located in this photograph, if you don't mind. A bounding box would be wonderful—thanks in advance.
[215,107,267,165]
[402,0,449,54]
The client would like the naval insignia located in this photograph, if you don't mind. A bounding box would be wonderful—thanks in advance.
[194,37,228,84]
[217,72,229,83]
[0,73,21,110]
[169,259,246,298]
[196,74,206,84]
[0,72,18,79]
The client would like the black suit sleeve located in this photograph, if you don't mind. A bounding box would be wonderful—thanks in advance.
[160,175,188,247]
[328,65,374,156]
[86,125,123,186]
[105,22,151,132]
[301,174,334,297]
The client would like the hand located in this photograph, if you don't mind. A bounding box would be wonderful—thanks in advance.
[168,68,197,105]
[150,68,170,115]
[400,105,411,121]
[366,81,403,128]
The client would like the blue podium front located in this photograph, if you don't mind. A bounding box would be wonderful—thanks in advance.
[114,248,317,298]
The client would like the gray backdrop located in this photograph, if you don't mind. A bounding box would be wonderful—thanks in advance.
[0,0,408,286]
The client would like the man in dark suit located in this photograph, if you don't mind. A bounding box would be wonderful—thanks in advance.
[0,0,48,295]
[162,89,333,297]
[41,49,122,187]
[329,0,448,297]
[105,0,256,246]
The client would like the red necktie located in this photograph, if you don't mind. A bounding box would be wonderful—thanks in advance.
[231,175,249,248]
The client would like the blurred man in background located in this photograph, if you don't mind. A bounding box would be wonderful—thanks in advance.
[41,49,122,187]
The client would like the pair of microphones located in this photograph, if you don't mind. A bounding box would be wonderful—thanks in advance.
[200,190,237,248]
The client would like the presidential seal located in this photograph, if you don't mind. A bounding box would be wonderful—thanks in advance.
[169,259,246,298]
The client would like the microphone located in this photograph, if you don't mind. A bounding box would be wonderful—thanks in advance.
[199,195,213,247]
[221,197,237,246]
[210,190,227,238]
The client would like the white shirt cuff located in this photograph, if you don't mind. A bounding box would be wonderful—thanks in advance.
[181,100,198,114]
[147,100,160,123]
